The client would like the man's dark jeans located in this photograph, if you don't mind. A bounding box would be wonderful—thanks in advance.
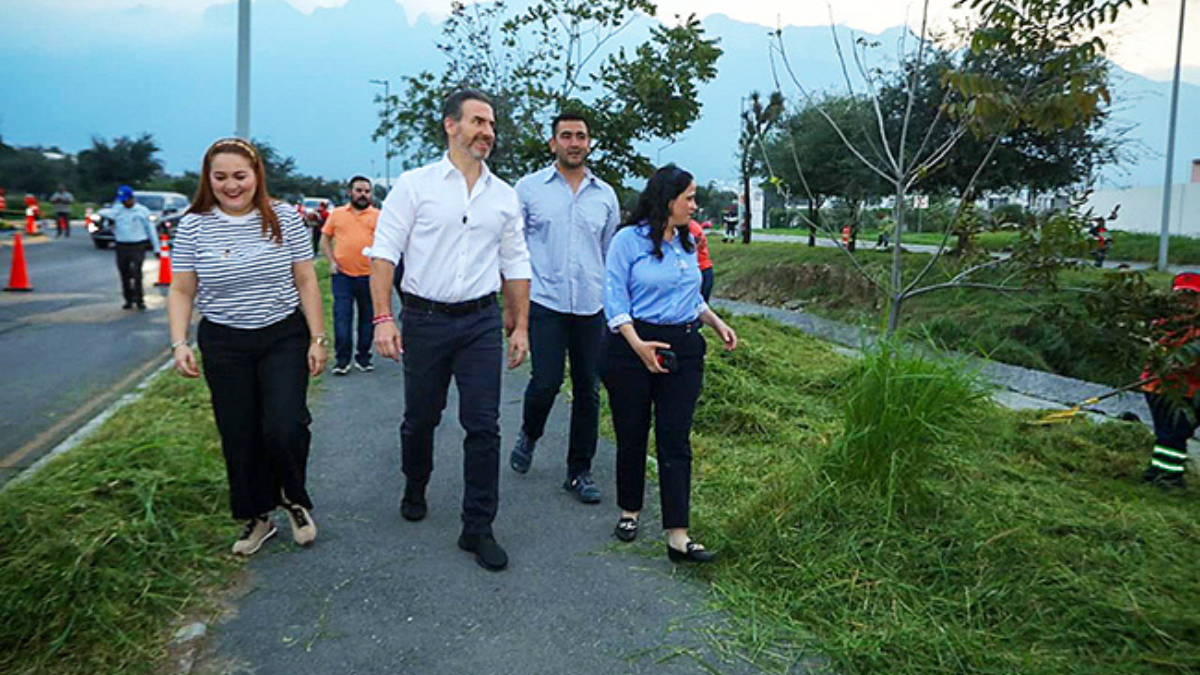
[522,302,603,478]
[331,272,372,366]
[400,302,503,536]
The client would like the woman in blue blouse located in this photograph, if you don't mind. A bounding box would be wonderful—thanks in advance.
[602,166,737,564]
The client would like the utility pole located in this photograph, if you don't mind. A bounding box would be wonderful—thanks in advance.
[370,79,392,189]
[236,0,250,139]
[1156,0,1187,271]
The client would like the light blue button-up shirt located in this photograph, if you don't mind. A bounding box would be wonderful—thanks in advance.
[98,201,157,244]
[604,224,708,331]
[516,165,620,315]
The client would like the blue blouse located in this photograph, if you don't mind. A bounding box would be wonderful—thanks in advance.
[604,224,708,331]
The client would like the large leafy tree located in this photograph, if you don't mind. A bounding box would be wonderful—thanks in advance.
[374,0,721,189]
[0,139,75,198]
[75,134,163,202]
[765,94,886,248]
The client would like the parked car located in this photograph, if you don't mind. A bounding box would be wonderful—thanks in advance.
[87,191,189,249]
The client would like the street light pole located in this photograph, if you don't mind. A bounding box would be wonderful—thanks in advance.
[235,0,250,139]
[369,79,392,190]
[1156,0,1187,271]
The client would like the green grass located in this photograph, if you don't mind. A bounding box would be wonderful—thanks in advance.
[686,315,1200,675]
[709,241,1175,385]
[0,372,236,675]
[0,258,335,675]
[752,226,1200,265]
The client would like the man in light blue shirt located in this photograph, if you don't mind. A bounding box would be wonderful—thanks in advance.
[99,185,157,310]
[509,112,620,504]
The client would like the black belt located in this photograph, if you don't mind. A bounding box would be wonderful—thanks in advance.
[633,318,703,333]
[402,292,496,316]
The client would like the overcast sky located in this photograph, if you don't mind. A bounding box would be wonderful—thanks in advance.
[25,0,1199,82]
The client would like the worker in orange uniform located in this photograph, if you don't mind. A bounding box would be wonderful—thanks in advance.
[1141,271,1200,489]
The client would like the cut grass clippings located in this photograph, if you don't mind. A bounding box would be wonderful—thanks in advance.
[0,260,334,675]
[686,314,1200,674]
[0,371,236,675]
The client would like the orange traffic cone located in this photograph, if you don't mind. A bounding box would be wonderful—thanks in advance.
[155,233,172,287]
[5,232,33,292]
[841,225,850,248]
[25,207,39,235]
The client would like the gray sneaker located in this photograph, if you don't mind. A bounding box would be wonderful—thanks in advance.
[563,471,601,504]
[509,431,536,474]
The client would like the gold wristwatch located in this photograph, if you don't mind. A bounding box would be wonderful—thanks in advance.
[311,334,329,346]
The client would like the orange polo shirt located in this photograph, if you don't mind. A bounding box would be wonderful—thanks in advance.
[322,205,378,277]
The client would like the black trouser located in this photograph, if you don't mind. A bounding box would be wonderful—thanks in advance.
[115,241,149,305]
[56,213,70,237]
[1145,391,1198,475]
[198,311,314,520]
[400,298,503,537]
[522,302,603,478]
[331,272,373,366]
[601,319,705,529]
[700,268,714,303]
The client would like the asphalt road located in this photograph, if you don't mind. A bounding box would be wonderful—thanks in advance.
[0,226,170,485]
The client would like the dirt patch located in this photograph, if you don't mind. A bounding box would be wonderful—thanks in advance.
[722,262,879,310]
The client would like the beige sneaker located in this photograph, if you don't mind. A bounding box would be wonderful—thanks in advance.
[232,516,276,556]
[284,503,317,546]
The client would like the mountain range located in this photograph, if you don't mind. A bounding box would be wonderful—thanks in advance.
[2,0,1197,190]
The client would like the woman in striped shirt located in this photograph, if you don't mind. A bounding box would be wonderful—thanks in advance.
[167,138,328,556]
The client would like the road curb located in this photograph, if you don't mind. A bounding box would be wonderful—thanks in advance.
[2,357,174,492]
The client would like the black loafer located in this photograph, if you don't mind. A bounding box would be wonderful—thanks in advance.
[613,516,639,542]
[458,533,509,571]
[667,541,715,564]
[400,481,427,521]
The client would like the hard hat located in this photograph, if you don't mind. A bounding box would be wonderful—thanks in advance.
[1171,272,1200,294]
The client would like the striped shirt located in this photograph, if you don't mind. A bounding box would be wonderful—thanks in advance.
[173,203,312,329]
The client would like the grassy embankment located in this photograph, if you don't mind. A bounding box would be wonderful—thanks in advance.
[680,318,1199,674]
[710,240,1176,386]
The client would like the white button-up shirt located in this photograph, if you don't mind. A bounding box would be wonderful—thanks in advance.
[371,154,532,303]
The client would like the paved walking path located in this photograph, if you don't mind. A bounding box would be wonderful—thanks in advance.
[198,356,771,675]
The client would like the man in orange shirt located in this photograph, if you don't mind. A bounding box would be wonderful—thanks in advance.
[321,176,379,374]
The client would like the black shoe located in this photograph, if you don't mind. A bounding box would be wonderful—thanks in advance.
[563,471,601,504]
[509,431,536,474]
[1143,466,1187,490]
[458,533,509,571]
[667,541,716,564]
[136,301,146,311]
[400,481,427,521]
[122,301,133,310]
[353,358,374,373]
[614,516,639,542]
[331,361,351,376]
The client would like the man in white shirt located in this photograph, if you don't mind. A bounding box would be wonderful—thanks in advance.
[370,89,532,572]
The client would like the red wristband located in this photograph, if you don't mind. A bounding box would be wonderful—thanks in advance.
[372,313,394,326]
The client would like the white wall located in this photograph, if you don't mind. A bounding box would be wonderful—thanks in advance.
[1084,184,1200,236]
